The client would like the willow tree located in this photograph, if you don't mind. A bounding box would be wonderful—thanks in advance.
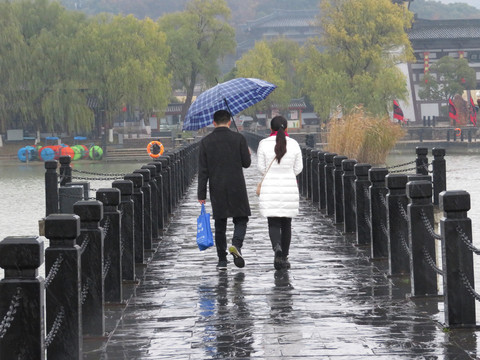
[4,0,93,134]
[77,14,171,130]
[0,2,30,132]
[302,0,414,118]
[158,0,236,121]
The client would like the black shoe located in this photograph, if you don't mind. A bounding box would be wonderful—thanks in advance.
[274,248,284,270]
[228,245,245,268]
[283,256,291,269]
[216,259,227,270]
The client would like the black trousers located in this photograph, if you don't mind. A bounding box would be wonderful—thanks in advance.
[267,217,292,257]
[214,216,248,260]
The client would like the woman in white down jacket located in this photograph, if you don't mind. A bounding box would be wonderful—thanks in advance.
[257,116,303,270]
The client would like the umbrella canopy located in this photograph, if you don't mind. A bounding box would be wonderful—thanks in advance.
[182,77,276,131]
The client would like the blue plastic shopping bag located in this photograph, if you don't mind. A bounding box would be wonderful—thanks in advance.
[197,204,214,251]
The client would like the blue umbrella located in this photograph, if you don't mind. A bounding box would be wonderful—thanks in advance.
[182,77,277,131]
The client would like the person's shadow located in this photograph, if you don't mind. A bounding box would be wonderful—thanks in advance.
[215,271,254,359]
[269,270,294,324]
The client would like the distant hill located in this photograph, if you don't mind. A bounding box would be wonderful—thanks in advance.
[410,0,480,19]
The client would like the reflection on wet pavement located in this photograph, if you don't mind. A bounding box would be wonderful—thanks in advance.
[86,154,478,359]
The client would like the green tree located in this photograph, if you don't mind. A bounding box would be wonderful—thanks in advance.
[77,14,171,131]
[0,1,30,132]
[418,56,476,101]
[302,0,414,118]
[0,0,93,134]
[235,41,287,121]
[158,0,236,121]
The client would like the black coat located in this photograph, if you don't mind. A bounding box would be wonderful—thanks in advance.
[197,127,251,219]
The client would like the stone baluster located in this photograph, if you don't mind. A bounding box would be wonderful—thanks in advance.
[73,200,105,337]
[133,169,153,253]
[369,168,389,259]
[407,180,438,297]
[354,164,372,246]
[45,160,59,216]
[432,147,446,206]
[124,173,145,264]
[44,214,82,359]
[0,237,45,359]
[112,180,135,282]
[96,188,122,303]
[342,159,357,233]
[385,174,410,276]
[440,190,476,328]
[324,153,337,216]
[334,155,348,224]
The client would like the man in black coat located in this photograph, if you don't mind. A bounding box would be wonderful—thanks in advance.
[198,110,251,269]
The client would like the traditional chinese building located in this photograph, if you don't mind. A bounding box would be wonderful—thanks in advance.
[401,17,480,123]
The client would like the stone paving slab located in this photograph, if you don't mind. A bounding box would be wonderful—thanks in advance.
[85,154,479,360]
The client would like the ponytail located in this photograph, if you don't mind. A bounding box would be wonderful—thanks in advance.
[271,116,287,163]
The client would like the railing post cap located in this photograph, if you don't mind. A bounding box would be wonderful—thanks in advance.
[406,180,432,198]
[306,148,312,155]
[112,180,134,195]
[156,157,169,165]
[432,147,446,156]
[334,155,348,167]
[96,188,121,206]
[324,153,337,163]
[342,159,357,171]
[354,163,372,176]
[0,236,44,270]
[73,200,104,221]
[368,167,389,182]
[407,174,432,182]
[133,169,151,182]
[318,152,326,161]
[59,155,72,165]
[45,160,58,169]
[124,173,144,187]
[141,164,157,177]
[439,190,470,212]
[148,162,163,172]
[311,150,319,158]
[416,147,428,155]
[45,214,80,239]
[385,174,408,189]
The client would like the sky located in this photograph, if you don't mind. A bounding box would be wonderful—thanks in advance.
[435,0,480,9]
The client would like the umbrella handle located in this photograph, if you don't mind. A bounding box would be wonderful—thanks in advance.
[223,98,239,132]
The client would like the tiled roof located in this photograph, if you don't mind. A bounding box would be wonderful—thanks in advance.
[409,19,480,40]
[244,9,319,31]
[272,98,307,109]
[165,103,183,114]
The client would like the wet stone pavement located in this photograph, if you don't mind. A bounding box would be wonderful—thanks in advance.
[86,154,480,360]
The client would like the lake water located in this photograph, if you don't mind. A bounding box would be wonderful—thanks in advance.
[1,151,480,288]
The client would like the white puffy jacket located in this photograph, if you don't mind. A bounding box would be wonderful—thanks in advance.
[256,135,303,218]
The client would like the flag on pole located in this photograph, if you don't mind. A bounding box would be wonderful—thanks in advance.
[393,100,405,123]
[470,96,478,126]
[449,98,458,123]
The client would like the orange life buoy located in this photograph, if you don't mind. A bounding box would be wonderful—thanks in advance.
[455,128,461,137]
[147,141,164,158]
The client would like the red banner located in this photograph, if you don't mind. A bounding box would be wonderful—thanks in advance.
[470,96,477,126]
[393,100,405,123]
[423,52,429,83]
[449,98,458,123]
